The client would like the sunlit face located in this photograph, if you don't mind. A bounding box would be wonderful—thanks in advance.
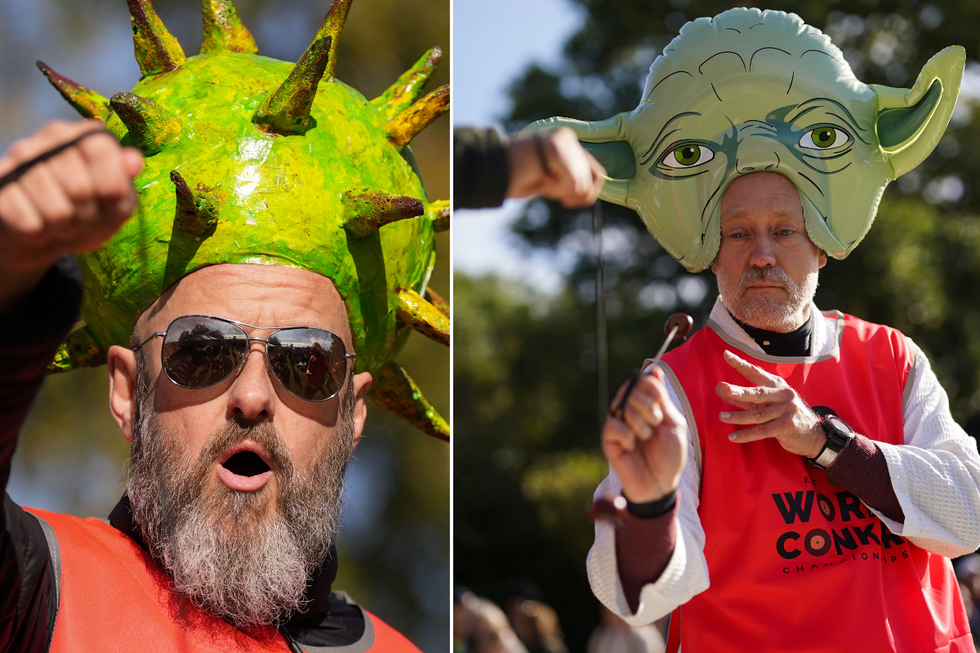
[711,173,826,333]
[127,264,369,504]
[106,264,372,625]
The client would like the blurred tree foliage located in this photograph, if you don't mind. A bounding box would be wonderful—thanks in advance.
[455,0,980,650]
[1,1,448,651]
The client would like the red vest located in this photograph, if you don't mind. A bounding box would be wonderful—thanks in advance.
[659,313,972,652]
[25,507,420,653]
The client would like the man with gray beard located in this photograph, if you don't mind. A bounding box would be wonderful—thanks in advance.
[126,350,355,628]
[590,171,980,650]
[0,125,427,651]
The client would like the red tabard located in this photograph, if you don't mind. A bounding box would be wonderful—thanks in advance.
[659,312,972,652]
[23,507,421,653]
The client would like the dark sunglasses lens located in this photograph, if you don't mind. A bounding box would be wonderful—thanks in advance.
[267,328,348,401]
[161,317,247,389]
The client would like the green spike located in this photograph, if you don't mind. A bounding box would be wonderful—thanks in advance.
[127,0,186,75]
[368,362,449,442]
[253,37,332,135]
[343,190,424,237]
[170,171,220,236]
[424,287,449,317]
[36,61,110,121]
[201,0,258,55]
[372,46,442,120]
[427,199,449,232]
[386,85,449,149]
[314,0,351,79]
[47,327,107,373]
[110,92,182,155]
[396,288,449,347]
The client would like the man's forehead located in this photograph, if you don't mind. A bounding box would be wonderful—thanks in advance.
[139,264,351,340]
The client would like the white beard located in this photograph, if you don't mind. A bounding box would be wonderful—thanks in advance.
[716,264,819,333]
[126,362,355,628]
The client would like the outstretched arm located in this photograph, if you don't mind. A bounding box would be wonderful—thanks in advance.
[453,126,604,209]
[0,120,142,652]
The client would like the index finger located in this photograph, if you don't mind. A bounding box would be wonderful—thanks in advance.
[0,122,108,188]
[723,350,777,386]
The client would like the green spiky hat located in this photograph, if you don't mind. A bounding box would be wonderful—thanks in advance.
[40,0,449,440]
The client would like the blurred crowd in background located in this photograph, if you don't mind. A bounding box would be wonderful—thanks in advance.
[956,554,980,651]
[454,582,668,653]
[456,565,980,652]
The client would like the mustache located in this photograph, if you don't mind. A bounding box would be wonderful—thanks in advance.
[740,266,790,287]
[194,418,294,482]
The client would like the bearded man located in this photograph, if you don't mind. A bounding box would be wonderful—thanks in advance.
[0,0,449,646]
[0,118,418,653]
[592,171,980,651]
[520,7,980,650]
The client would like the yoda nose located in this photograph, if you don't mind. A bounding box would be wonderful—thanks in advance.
[734,132,784,174]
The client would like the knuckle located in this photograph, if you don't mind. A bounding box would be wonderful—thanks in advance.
[7,139,31,161]
[81,131,118,156]
[38,120,74,141]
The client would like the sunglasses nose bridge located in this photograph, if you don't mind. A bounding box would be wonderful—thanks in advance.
[224,338,280,420]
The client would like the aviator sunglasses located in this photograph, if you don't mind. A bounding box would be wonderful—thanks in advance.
[133,315,356,402]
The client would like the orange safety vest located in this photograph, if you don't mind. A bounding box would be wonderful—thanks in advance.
[659,313,972,652]
[24,507,420,653]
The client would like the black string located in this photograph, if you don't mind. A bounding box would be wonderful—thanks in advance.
[0,127,108,189]
[594,201,608,429]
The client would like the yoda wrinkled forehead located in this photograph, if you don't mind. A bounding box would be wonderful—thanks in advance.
[526,7,964,272]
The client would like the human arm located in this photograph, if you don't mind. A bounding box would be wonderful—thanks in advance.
[453,127,604,209]
[870,340,980,556]
[0,121,142,651]
[0,258,82,653]
[718,344,980,554]
[588,368,709,625]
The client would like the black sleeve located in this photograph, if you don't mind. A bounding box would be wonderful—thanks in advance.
[0,256,83,653]
[453,127,510,209]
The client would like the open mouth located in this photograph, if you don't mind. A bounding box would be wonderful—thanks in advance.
[221,451,270,477]
[216,444,274,491]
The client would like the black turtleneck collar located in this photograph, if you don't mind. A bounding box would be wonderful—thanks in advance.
[729,310,815,357]
[108,494,364,646]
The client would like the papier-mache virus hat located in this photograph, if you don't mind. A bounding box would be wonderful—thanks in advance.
[39,0,449,440]
[525,8,965,272]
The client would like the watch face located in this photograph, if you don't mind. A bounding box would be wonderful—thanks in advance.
[827,415,853,434]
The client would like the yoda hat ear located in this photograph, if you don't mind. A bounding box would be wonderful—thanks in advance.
[523,113,634,205]
[872,46,965,178]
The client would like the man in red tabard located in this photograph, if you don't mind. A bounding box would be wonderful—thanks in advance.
[0,127,423,652]
[593,172,980,652]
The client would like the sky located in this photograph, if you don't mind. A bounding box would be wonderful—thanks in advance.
[453,0,586,293]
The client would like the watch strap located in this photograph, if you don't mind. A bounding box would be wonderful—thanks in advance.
[808,408,855,470]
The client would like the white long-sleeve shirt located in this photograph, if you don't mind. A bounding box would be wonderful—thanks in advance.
[587,297,980,626]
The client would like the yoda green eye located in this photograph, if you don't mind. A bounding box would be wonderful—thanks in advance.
[662,144,714,169]
[799,127,850,150]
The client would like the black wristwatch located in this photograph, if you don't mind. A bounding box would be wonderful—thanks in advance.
[808,406,855,470]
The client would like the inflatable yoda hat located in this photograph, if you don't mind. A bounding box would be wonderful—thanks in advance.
[526,8,964,272]
[38,0,450,440]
